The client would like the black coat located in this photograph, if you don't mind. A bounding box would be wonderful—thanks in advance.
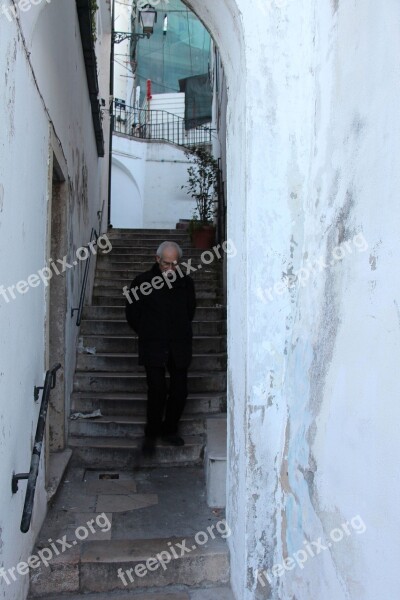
[125,263,196,367]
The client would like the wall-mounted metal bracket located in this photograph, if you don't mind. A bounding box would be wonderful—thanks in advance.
[12,472,29,494]
[34,386,43,402]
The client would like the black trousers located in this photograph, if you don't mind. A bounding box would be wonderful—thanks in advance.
[144,352,188,437]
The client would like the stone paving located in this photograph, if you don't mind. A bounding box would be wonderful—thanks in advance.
[29,464,233,599]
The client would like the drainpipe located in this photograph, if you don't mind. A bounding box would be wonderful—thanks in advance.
[146,79,152,134]
[107,0,115,227]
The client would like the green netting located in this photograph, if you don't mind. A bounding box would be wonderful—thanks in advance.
[132,0,211,104]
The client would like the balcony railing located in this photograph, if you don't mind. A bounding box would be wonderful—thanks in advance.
[113,102,215,148]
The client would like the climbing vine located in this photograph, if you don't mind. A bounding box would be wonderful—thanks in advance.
[89,0,99,42]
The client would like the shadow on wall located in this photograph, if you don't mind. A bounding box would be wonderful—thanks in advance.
[111,158,143,228]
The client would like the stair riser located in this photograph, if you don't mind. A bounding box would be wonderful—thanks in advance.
[82,306,225,321]
[107,235,190,241]
[95,269,220,281]
[94,280,219,290]
[80,321,226,336]
[69,418,206,438]
[73,374,227,393]
[108,228,189,232]
[105,239,206,246]
[93,290,221,301]
[101,249,216,256]
[92,296,222,307]
[98,258,223,269]
[69,445,204,469]
[76,354,227,372]
[78,337,226,354]
[97,257,220,266]
[78,554,229,593]
[71,397,226,416]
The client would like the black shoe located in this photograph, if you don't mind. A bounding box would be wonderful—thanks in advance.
[142,436,156,456]
[162,434,185,447]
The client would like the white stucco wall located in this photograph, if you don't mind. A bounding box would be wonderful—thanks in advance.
[0,2,110,598]
[111,133,195,228]
[186,0,400,599]
[148,92,185,118]
[113,0,132,105]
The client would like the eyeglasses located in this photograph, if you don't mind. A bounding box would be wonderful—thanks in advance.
[160,260,179,267]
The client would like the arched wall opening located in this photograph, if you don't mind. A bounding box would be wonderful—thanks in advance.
[179,3,400,600]
[111,157,143,228]
[181,1,251,598]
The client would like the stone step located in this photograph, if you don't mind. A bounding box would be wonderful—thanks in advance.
[73,372,227,394]
[94,279,219,290]
[69,435,205,468]
[82,306,225,321]
[29,535,229,596]
[107,242,195,250]
[109,228,190,233]
[71,392,226,416]
[78,334,226,354]
[29,585,235,599]
[93,289,221,301]
[101,249,213,257]
[68,413,214,438]
[107,233,190,240]
[97,258,220,268]
[95,268,220,281]
[92,296,222,308]
[76,353,227,373]
[107,233,191,239]
[80,320,226,337]
[106,238,194,245]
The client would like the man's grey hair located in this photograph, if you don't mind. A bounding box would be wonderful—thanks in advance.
[156,241,183,259]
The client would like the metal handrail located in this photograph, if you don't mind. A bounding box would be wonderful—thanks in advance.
[12,363,62,533]
[216,158,226,245]
[71,227,98,326]
[113,101,216,148]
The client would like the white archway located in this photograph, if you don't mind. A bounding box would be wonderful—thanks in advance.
[111,157,143,228]
[172,3,400,600]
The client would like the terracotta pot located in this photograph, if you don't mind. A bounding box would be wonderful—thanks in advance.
[191,225,216,250]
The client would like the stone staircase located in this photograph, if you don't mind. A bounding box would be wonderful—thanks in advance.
[69,228,227,468]
[27,229,231,599]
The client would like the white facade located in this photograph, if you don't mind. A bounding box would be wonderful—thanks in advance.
[111,133,194,228]
[0,2,111,599]
[185,0,400,599]
[113,0,134,105]
[147,92,185,118]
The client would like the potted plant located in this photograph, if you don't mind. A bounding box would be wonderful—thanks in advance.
[182,145,219,249]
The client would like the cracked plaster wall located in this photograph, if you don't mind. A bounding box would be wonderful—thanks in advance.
[0,2,110,599]
[187,0,400,599]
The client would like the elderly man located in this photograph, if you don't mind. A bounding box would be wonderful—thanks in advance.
[124,241,196,455]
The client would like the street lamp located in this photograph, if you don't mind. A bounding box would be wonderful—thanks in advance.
[113,7,157,44]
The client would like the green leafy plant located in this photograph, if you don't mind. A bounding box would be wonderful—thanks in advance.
[89,0,99,42]
[182,146,219,225]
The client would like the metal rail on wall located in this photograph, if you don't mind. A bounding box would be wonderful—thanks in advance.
[12,364,62,533]
[71,227,99,326]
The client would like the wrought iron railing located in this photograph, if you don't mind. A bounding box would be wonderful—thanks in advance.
[113,102,215,147]
[12,364,62,533]
[71,227,98,326]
